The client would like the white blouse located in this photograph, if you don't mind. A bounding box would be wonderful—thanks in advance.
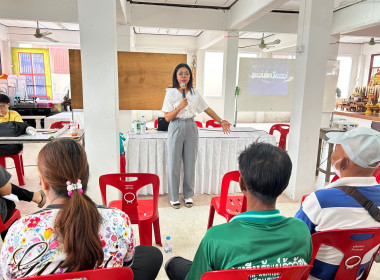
[161,88,209,119]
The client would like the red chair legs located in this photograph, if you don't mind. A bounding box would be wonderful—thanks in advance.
[153,218,163,246]
[0,152,25,186]
[138,221,153,246]
[138,219,162,247]
[207,204,216,229]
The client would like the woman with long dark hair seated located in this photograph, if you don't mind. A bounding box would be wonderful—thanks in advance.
[0,138,162,279]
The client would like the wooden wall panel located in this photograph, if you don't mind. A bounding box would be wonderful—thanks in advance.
[69,50,186,110]
[69,49,83,109]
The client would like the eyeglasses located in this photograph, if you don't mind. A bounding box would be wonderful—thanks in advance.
[177,72,190,76]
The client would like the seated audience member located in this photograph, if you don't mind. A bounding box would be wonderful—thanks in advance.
[0,165,46,239]
[165,142,312,280]
[0,94,23,156]
[295,127,380,280]
[0,139,162,280]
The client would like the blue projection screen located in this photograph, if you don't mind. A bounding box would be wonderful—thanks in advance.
[237,58,295,111]
[247,58,292,95]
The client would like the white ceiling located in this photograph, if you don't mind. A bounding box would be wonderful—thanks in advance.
[134,27,202,36]
[127,0,363,11]
[128,0,236,8]
[0,1,378,45]
[0,19,79,31]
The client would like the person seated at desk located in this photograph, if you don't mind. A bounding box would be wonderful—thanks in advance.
[295,127,380,280]
[0,165,46,240]
[0,139,162,280]
[0,94,23,156]
[165,142,312,280]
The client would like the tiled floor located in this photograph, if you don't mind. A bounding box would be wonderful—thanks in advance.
[1,123,379,279]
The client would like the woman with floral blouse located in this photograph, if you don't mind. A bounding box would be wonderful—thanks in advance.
[0,138,162,280]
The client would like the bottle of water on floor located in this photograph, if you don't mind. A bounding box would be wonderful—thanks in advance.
[163,236,173,264]
[164,236,172,254]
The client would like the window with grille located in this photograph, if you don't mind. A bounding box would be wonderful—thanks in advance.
[18,52,49,100]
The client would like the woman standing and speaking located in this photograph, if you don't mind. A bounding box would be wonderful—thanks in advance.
[162,63,231,209]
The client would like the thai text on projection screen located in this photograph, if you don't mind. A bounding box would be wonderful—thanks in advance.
[245,58,293,95]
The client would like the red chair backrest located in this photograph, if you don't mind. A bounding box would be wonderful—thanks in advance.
[269,124,290,150]
[0,209,21,232]
[311,228,380,280]
[154,119,158,128]
[206,120,221,128]
[16,266,133,280]
[50,121,78,129]
[195,121,203,128]
[99,173,159,223]
[200,265,312,280]
[219,171,247,215]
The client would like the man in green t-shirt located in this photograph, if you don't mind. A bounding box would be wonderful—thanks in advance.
[165,142,312,280]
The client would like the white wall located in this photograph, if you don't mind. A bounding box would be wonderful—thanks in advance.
[0,24,12,74]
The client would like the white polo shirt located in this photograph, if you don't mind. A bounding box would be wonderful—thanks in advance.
[162,88,208,119]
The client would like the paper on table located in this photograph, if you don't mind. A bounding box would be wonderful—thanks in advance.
[49,126,69,139]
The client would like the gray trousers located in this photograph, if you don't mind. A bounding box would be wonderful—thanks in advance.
[166,118,198,202]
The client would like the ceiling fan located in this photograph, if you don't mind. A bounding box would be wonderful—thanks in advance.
[8,21,59,43]
[33,21,59,42]
[368,37,380,46]
[240,34,281,49]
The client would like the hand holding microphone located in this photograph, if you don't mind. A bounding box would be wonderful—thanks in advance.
[180,83,186,99]
[177,83,188,111]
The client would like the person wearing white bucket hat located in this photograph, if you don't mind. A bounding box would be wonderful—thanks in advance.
[295,127,380,280]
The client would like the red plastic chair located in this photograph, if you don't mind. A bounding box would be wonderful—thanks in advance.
[207,171,247,229]
[0,151,25,186]
[201,265,312,280]
[99,173,162,247]
[50,121,80,129]
[195,121,203,128]
[310,228,380,280]
[0,209,21,233]
[154,119,158,128]
[15,266,133,280]
[206,120,221,128]
[269,124,290,151]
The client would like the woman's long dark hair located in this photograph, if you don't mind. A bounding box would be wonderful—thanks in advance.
[172,63,194,93]
[37,138,104,272]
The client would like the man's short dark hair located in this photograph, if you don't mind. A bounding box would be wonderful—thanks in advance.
[238,142,292,205]
[0,94,10,104]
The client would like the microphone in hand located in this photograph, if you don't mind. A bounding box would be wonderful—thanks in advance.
[180,83,186,99]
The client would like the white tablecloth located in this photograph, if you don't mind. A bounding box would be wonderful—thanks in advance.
[44,112,85,129]
[126,127,276,195]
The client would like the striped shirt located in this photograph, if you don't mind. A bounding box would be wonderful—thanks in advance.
[295,177,380,280]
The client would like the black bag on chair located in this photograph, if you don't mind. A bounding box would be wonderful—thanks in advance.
[0,122,29,137]
[157,117,170,131]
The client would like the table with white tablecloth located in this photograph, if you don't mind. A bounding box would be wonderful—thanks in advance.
[126,127,276,195]
[44,111,85,129]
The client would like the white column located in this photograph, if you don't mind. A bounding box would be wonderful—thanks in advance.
[286,0,334,200]
[78,0,119,204]
[321,35,340,127]
[221,31,239,122]
[117,24,133,133]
